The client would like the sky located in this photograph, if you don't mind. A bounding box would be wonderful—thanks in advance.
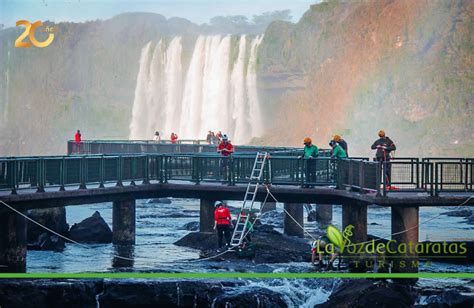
[0,0,321,28]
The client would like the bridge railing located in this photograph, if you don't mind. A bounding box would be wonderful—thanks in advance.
[0,155,472,195]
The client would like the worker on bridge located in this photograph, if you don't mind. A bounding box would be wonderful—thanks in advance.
[329,140,347,159]
[299,137,319,188]
[213,201,232,248]
[170,132,178,144]
[217,134,234,182]
[371,130,396,188]
[332,134,348,157]
[74,130,81,154]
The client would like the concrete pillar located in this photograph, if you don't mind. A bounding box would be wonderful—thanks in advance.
[112,199,136,244]
[342,200,368,272]
[284,203,304,237]
[391,206,419,277]
[261,202,276,213]
[200,199,215,232]
[0,213,27,273]
[316,204,333,223]
[112,244,134,268]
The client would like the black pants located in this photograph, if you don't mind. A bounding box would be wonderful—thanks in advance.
[216,224,231,248]
[220,157,230,182]
[377,158,392,186]
[305,159,317,186]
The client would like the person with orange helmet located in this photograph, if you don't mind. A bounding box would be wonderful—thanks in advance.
[332,134,348,157]
[299,137,319,187]
[371,130,396,187]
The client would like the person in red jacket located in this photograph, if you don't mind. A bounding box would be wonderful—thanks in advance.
[74,130,81,154]
[170,132,178,144]
[213,200,232,248]
[217,135,234,182]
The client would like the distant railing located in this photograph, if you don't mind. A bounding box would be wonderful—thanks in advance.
[66,140,320,156]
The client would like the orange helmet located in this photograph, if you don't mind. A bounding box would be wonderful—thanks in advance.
[303,137,312,144]
[333,134,342,142]
[378,130,385,137]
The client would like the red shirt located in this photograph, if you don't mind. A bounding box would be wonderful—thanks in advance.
[218,142,234,157]
[214,206,231,225]
[171,134,178,144]
[75,133,81,143]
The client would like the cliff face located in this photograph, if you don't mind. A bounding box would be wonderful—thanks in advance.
[0,13,200,155]
[258,0,473,156]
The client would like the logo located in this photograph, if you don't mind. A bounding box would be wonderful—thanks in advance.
[15,20,56,48]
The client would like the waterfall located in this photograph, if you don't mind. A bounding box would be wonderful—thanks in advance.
[129,35,264,144]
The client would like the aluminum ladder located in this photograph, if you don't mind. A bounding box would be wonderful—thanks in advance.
[230,152,268,247]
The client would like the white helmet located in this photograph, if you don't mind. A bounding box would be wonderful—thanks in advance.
[222,134,229,141]
[214,200,224,207]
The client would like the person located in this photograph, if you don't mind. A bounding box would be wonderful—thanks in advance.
[213,200,232,248]
[329,140,347,159]
[371,130,396,187]
[217,134,234,181]
[206,131,213,144]
[170,132,178,144]
[311,236,339,270]
[216,131,223,142]
[153,131,161,142]
[74,130,81,154]
[333,134,348,157]
[239,211,253,244]
[298,137,319,187]
[212,132,219,144]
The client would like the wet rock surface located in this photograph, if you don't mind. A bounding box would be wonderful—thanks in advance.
[26,207,69,251]
[181,221,199,231]
[69,211,112,243]
[0,279,287,308]
[174,223,311,263]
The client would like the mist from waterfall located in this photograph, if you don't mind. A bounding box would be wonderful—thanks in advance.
[129,35,264,144]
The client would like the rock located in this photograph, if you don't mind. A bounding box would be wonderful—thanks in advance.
[423,289,474,307]
[307,210,318,222]
[0,279,103,308]
[28,232,65,251]
[181,221,199,231]
[69,211,112,243]
[213,288,287,307]
[27,207,69,244]
[175,224,312,263]
[316,280,416,308]
[441,208,472,218]
[260,211,284,227]
[146,198,172,204]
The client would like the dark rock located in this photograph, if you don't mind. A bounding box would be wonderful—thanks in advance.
[441,208,472,218]
[181,221,199,231]
[146,198,172,204]
[0,279,103,308]
[316,279,416,308]
[27,207,69,244]
[213,288,287,307]
[307,210,318,222]
[28,232,65,251]
[175,224,311,263]
[423,289,474,307]
[69,211,112,243]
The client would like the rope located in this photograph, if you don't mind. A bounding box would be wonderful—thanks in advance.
[0,200,155,263]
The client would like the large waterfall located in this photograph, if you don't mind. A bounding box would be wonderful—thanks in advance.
[129,35,264,144]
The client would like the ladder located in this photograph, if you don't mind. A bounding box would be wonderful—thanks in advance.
[230,152,268,247]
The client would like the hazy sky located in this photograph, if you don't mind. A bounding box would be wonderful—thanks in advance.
[1,0,321,28]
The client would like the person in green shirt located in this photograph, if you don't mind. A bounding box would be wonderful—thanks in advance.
[299,137,319,187]
[329,140,347,159]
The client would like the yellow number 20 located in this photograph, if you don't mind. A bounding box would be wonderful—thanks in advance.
[15,20,55,48]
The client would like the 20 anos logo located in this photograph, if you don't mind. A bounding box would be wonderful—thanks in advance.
[15,20,55,48]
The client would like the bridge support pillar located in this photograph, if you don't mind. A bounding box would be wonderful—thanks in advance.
[200,199,215,233]
[284,203,304,237]
[261,202,276,213]
[0,213,27,273]
[316,204,333,223]
[113,199,136,245]
[391,206,419,280]
[342,200,367,271]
